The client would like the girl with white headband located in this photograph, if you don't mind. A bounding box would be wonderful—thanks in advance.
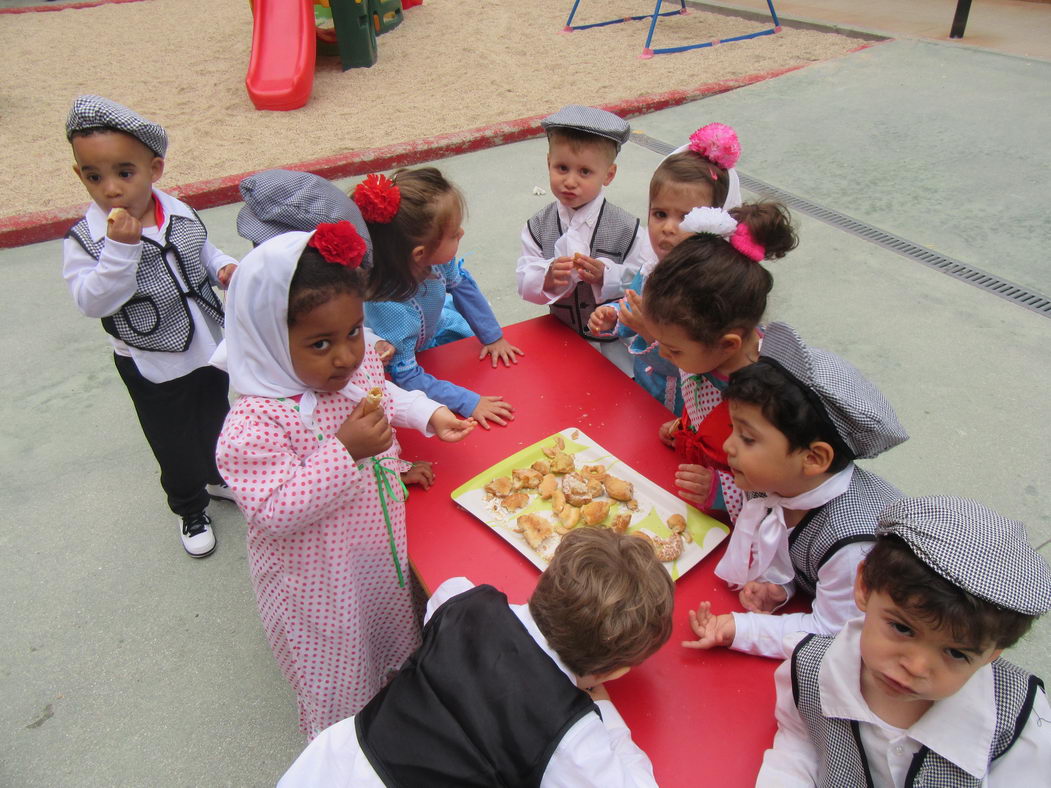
[214,224,475,739]
[643,201,797,524]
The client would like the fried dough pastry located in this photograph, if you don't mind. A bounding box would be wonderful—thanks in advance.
[557,504,581,530]
[633,530,685,562]
[551,489,566,514]
[519,513,553,549]
[538,473,558,500]
[610,512,632,534]
[512,468,543,489]
[501,492,530,512]
[532,460,551,475]
[667,514,686,534]
[485,476,513,497]
[581,500,611,526]
[550,451,575,474]
[580,464,607,482]
[561,473,592,507]
[603,476,634,502]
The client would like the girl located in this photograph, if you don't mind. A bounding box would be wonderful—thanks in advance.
[643,202,797,523]
[215,224,474,739]
[354,167,523,430]
[588,123,744,416]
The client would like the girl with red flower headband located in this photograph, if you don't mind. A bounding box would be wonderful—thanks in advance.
[641,202,798,525]
[355,167,523,430]
[215,226,475,739]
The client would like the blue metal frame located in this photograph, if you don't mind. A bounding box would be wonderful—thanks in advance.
[564,0,782,57]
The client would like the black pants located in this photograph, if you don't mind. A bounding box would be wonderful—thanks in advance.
[113,354,230,517]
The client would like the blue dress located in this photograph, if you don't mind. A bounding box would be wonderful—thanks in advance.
[617,270,684,416]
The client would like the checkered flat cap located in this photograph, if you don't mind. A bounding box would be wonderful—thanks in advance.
[66,95,168,158]
[759,322,908,459]
[237,170,372,268]
[879,496,1051,614]
[541,105,630,148]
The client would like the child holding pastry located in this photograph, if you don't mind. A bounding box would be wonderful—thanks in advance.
[589,122,744,415]
[355,167,522,429]
[279,527,674,786]
[685,322,907,659]
[214,225,474,738]
[759,497,1051,785]
[62,95,237,559]
[517,105,649,374]
[642,202,796,522]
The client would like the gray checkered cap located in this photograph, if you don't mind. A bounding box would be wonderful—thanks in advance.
[237,170,372,268]
[66,95,168,158]
[541,105,630,148]
[760,322,908,459]
[878,496,1051,615]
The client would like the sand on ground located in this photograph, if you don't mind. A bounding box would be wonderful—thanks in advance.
[0,0,869,219]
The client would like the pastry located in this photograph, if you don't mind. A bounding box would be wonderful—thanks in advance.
[667,514,686,534]
[512,468,543,489]
[361,386,383,414]
[531,460,551,475]
[581,500,611,526]
[107,207,128,223]
[551,489,566,514]
[557,504,580,530]
[561,473,592,507]
[550,452,575,474]
[538,473,558,500]
[610,512,632,534]
[519,513,553,549]
[633,529,685,562]
[501,492,530,512]
[484,476,513,498]
[580,464,607,482]
[603,476,634,502]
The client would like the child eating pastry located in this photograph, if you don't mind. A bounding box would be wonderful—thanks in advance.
[759,496,1051,785]
[685,322,908,658]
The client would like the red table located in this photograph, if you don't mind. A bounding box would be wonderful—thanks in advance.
[399,316,780,787]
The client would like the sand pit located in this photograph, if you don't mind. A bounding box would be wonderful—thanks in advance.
[0,0,872,221]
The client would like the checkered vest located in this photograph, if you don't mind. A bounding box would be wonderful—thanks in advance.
[786,468,901,596]
[791,634,1044,787]
[67,211,224,352]
[527,200,639,339]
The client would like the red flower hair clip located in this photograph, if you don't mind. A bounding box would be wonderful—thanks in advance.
[353,173,401,223]
[308,221,367,268]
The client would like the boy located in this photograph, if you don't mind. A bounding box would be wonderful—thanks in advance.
[759,496,1051,785]
[517,105,647,369]
[685,322,908,658]
[63,95,237,558]
[278,527,675,786]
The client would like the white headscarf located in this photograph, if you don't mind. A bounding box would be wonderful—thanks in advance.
[210,230,325,426]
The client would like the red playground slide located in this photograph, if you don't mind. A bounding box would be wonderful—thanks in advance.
[245,0,317,111]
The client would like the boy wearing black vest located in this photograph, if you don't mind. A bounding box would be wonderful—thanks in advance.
[63,96,237,558]
[684,323,907,658]
[279,527,674,787]
[516,105,646,372]
[759,496,1051,785]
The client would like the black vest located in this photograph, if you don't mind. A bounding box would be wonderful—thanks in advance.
[792,633,1044,787]
[527,200,639,340]
[356,584,599,787]
[66,210,224,353]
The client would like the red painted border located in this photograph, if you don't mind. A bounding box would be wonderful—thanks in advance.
[0,0,147,15]
[1,65,803,249]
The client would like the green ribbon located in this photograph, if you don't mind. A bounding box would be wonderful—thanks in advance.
[361,456,409,588]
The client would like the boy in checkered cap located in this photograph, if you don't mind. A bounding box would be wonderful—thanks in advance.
[62,95,238,558]
[759,496,1051,785]
[684,322,907,657]
[517,105,647,372]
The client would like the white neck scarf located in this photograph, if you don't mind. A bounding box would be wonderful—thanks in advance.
[210,231,324,427]
[715,465,855,589]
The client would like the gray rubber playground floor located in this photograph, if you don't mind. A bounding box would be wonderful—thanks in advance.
[2,36,1049,787]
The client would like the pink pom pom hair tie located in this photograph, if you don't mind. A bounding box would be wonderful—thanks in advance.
[729,223,765,262]
[688,123,741,170]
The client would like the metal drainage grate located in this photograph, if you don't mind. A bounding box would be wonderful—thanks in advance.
[628,132,1051,318]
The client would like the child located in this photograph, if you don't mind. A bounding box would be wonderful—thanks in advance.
[517,104,648,372]
[642,203,797,522]
[278,526,675,786]
[684,321,908,658]
[759,496,1051,785]
[354,167,523,430]
[214,226,474,738]
[589,122,744,415]
[62,95,237,558]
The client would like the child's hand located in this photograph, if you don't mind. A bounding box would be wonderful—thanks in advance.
[617,290,651,340]
[572,253,604,285]
[544,257,574,291]
[675,463,713,506]
[478,337,524,368]
[401,461,435,489]
[105,207,142,245]
[472,396,514,430]
[658,418,681,448]
[683,601,736,650]
[587,305,618,335]
[429,406,476,442]
[335,399,393,459]
[374,340,395,364]
[217,263,236,288]
[739,581,789,614]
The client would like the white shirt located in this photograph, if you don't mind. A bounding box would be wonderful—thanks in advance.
[516,190,646,307]
[62,189,236,383]
[278,577,659,788]
[757,619,1051,786]
[730,541,871,658]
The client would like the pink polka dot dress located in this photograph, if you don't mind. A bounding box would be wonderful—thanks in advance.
[217,349,421,739]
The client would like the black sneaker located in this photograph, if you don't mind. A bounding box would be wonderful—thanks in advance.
[180,511,216,558]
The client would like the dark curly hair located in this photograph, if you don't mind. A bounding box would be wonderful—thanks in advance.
[287,248,366,326]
